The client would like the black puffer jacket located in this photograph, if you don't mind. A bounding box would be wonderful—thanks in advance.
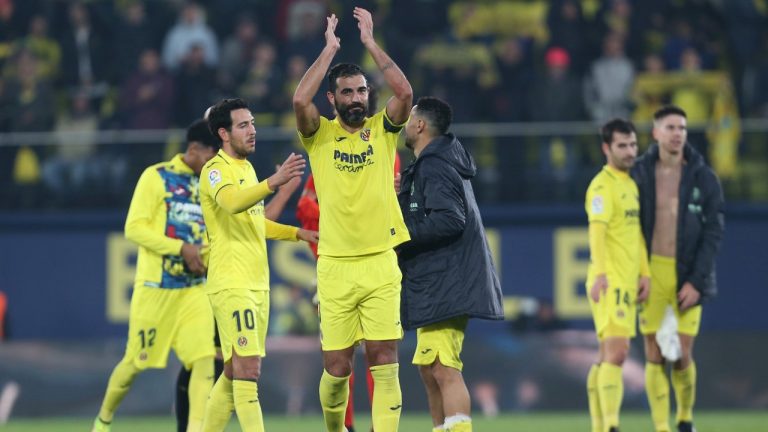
[397,133,504,330]
[631,143,725,303]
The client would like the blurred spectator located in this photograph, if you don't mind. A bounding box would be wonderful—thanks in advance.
[527,47,586,191]
[58,2,109,97]
[584,32,635,124]
[386,0,448,71]
[281,0,326,62]
[161,2,218,71]
[218,15,260,93]
[15,15,60,80]
[1,50,55,133]
[547,0,589,75]
[276,0,326,41]
[239,41,282,121]
[173,44,216,127]
[492,37,533,123]
[117,49,174,129]
[747,35,768,117]
[113,1,161,85]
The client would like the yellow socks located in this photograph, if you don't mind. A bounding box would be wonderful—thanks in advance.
[319,369,350,432]
[587,364,603,432]
[370,363,402,432]
[187,357,214,432]
[645,362,671,432]
[97,359,140,423]
[233,379,264,432]
[202,374,233,432]
[597,362,623,429]
[672,362,696,423]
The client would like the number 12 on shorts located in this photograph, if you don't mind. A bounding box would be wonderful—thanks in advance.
[232,309,256,332]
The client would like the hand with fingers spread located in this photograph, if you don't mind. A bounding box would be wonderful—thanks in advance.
[268,153,306,190]
[353,7,374,46]
[325,13,340,50]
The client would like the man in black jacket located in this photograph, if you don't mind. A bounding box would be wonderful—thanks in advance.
[397,97,504,432]
[631,105,724,432]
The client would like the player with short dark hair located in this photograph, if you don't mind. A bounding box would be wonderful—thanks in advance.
[585,118,650,432]
[292,7,413,432]
[198,98,317,431]
[632,105,724,432]
[398,96,504,432]
[92,119,221,432]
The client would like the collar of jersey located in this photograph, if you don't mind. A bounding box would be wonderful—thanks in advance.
[332,116,368,136]
[171,153,194,174]
[604,164,630,179]
[217,148,249,166]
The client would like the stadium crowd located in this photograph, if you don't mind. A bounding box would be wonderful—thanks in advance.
[0,0,766,208]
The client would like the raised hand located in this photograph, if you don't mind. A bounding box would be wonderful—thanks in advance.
[353,7,374,46]
[325,13,340,50]
[268,153,306,190]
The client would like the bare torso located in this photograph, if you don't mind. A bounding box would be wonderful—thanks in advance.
[652,161,682,257]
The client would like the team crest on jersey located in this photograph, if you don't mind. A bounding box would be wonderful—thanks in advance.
[139,352,148,361]
[616,310,625,319]
[208,169,222,187]
[238,336,248,347]
[360,128,371,141]
[591,195,604,214]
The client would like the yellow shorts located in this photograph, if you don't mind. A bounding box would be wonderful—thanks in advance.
[412,316,468,371]
[639,255,702,336]
[209,289,269,362]
[126,285,215,369]
[317,249,403,351]
[587,276,637,340]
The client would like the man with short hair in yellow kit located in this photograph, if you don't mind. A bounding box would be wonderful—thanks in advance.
[292,7,412,432]
[585,118,651,432]
[92,119,220,432]
[199,98,318,432]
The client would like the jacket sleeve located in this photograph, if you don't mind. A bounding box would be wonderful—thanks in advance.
[124,168,184,256]
[403,159,467,247]
[687,169,725,294]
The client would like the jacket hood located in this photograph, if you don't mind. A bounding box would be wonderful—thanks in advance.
[418,133,476,179]
[643,142,706,171]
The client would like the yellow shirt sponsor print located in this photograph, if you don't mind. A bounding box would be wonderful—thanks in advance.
[299,109,410,257]
[585,165,642,285]
[200,150,269,293]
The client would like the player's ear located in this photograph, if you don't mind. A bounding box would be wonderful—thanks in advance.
[217,127,228,143]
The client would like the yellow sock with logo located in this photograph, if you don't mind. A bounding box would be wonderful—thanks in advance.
[186,357,214,432]
[97,358,140,423]
[646,362,671,432]
[202,374,233,432]
[597,362,623,429]
[672,362,696,423]
[319,370,350,432]
[232,379,264,432]
[587,364,603,432]
[370,363,402,432]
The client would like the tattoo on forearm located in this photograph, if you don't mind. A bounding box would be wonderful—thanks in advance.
[381,61,395,71]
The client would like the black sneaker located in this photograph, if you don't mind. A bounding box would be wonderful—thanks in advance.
[677,421,697,432]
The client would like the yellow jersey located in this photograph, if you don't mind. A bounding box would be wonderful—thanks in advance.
[585,165,642,284]
[200,150,269,293]
[299,108,410,257]
[125,154,206,289]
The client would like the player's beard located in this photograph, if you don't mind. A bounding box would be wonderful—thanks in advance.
[336,101,368,128]
[404,133,415,150]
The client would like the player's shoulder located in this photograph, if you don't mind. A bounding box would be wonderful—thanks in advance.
[587,168,613,193]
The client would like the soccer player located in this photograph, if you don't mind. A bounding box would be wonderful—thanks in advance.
[92,119,220,432]
[292,7,412,432]
[631,106,724,432]
[397,96,504,432]
[585,118,651,432]
[199,98,317,432]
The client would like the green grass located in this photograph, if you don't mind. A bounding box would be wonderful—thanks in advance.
[3,411,768,432]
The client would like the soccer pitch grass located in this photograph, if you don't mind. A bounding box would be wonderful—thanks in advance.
[3,411,767,432]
